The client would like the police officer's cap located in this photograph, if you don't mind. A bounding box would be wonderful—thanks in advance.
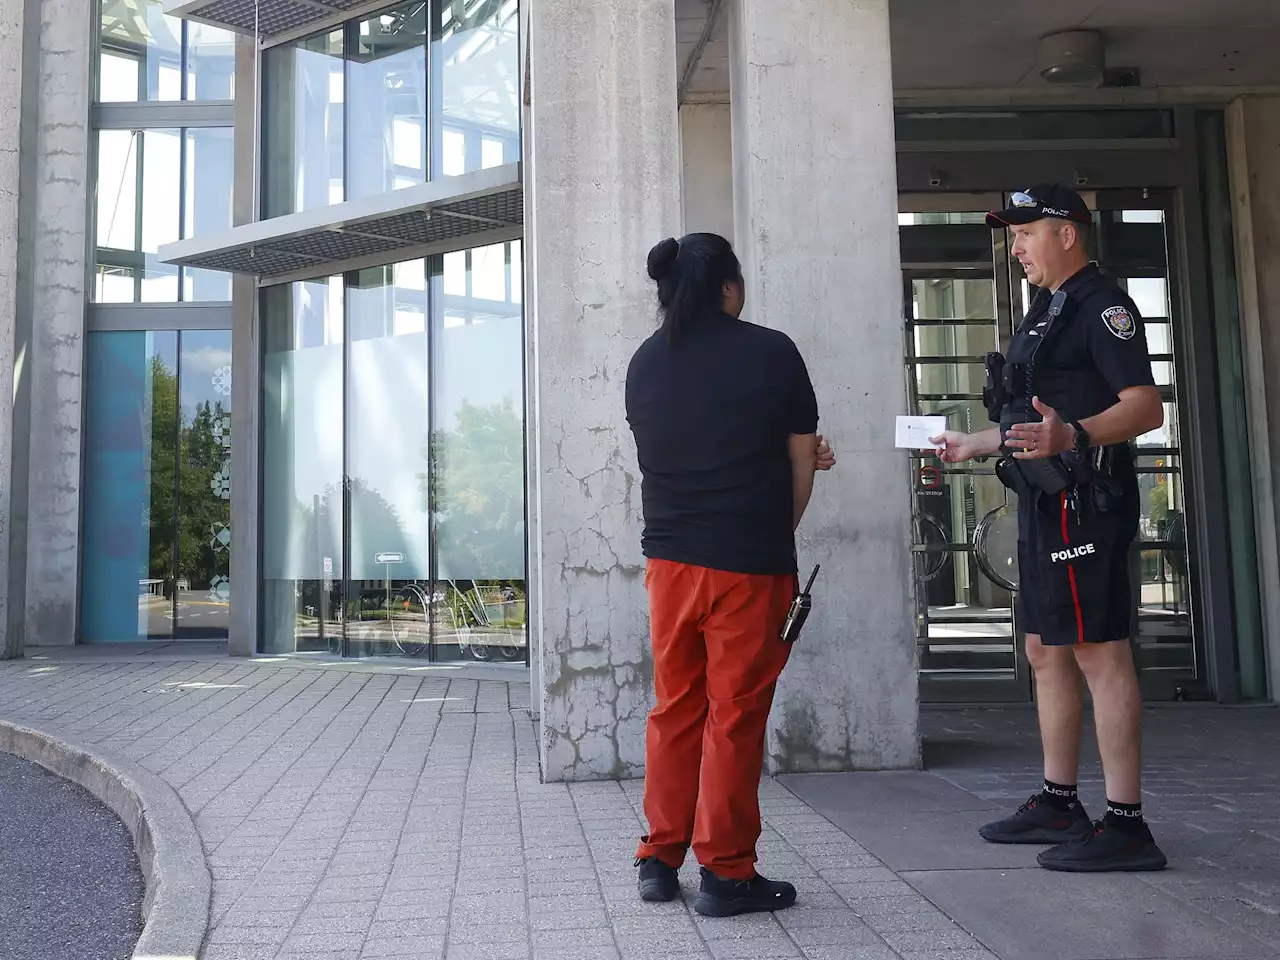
[986,184,1092,229]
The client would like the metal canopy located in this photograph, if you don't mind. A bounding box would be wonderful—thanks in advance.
[158,163,523,282]
[164,0,374,41]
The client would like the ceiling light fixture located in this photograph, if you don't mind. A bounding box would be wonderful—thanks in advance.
[1038,29,1105,86]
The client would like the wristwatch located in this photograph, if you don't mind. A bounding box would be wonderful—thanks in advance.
[1068,420,1090,454]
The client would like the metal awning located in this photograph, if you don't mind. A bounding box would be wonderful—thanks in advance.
[158,163,523,283]
[164,0,376,42]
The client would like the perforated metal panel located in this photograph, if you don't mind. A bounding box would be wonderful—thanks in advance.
[158,168,523,280]
[168,0,376,38]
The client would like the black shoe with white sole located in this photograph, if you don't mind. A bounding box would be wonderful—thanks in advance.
[693,868,797,917]
[979,794,1095,845]
[635,856,681,902]
[1037,820,1168,873]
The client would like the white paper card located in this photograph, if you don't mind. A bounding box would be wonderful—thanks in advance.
[895,415,947,450]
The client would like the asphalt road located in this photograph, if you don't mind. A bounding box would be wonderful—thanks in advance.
[0,752,143,960]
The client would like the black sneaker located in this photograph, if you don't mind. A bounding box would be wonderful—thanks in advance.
[635,856,681,902]
[1037,820,1167,873]
[693,867,797,917]
[978,794,1094,845]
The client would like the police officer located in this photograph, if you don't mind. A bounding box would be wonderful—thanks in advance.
[931,185,1168,872]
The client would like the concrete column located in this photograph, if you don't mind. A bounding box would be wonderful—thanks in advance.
[0,0,92,655]
[229,35,259,658]
[526,0,681,781]
[729,0,919,771]
[1226,95,1280,699]
[680,103,734,241]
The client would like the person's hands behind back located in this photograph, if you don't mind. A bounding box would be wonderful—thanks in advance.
[816,435,836,471]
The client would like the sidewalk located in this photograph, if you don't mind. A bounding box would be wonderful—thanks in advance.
[0,651,1276,960]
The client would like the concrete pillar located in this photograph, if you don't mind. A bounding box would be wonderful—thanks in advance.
[229,35,259,658]
[0,0,92,655]
[1226,95,1280,699]
[680,103,734,241]
[729,0,919,770]
[526,0,681,781]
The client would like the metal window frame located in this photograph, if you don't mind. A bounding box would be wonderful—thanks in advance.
[94,102,235,129]
[87,302,233,331]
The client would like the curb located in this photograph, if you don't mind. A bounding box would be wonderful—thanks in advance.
[0,720,211,960]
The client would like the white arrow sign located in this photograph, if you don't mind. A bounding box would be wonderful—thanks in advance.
[375,552,405,564]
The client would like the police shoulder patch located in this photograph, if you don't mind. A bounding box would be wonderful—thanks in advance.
[1101,305,1136,340]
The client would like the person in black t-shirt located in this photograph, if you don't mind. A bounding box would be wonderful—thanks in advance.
[931,185,1167,873]
[626,233,831,917]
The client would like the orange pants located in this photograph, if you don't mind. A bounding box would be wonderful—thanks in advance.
[635,558,795,880]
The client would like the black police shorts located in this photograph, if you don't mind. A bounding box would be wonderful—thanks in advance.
[1016,485,1139,646]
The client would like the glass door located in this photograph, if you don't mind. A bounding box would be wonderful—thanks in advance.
[900,194,1031,702]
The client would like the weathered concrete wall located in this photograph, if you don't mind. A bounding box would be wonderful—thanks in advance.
[0,0,29,657]
[526,0,681,781]
[0,0,91,655]
[680,103,735,241]
[1226,96,1280,700]
[729,0,919,771]
[20,0,92,647]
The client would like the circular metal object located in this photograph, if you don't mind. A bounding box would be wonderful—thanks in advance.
[912,512,950,584]
[974,502,1020,591]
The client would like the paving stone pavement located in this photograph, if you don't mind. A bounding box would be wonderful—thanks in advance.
[1,656,1277,960]
[0,657,997,960]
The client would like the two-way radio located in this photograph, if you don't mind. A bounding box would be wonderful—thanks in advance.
[781,565,821,645]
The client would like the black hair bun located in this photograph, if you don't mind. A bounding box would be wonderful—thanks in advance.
[647,237,680,281]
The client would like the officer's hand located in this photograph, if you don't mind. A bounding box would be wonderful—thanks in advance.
[930,431,977,463]
[1007,397,1074,459]
[816,435,837,472]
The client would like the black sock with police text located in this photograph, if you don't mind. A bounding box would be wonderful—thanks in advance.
[1039,780,1078,812]
[1104,800,1144,833]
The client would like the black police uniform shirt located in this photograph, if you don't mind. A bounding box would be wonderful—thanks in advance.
[624,310,819,577]
[1004,262,1155,480]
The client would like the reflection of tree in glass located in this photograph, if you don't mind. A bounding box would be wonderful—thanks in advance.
[423,398,524,580]
[148,355,178,585]
[146,356,233,594]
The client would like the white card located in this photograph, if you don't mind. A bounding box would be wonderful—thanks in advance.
[895,415,947,450]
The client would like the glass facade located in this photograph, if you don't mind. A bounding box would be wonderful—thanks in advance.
[261,0,518,217]
[260,242,524,660]
[98,0,236,102]
[94,125,235,302]
[82,330,233,640]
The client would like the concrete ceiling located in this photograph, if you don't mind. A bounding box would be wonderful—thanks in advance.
[677,0,1280,101]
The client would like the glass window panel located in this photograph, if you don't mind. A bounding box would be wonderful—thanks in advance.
[430,244,525,661]
[443,251,466,296]
[344,264,431,654]
[97,129,140,252]
[261,278,345,653]
[347,5,427,201]
[95,267,137,304]
[510,240,522,305]
[1125,277,1169,318]
[176,330,233,637]
[1137,401,1179,449]
[183,127,235,301]
[471,243,507,301]
[910,277,996,321]
[1121,210,1165,224]
[432,0,519,181]
[98,0,182,102]
[1151,360,1174,387]
[481,136,505,169]
[186,22,237,100]
[95,128,183,303]
[1145,321,1172,356]
[263,30,345,217]
[81,331,179,640]
[99,51,141,102]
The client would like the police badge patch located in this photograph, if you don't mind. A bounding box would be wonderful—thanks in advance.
[1102,305,1136,340]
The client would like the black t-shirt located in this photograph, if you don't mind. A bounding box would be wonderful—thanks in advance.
[625,311,819,576]
[1005,263,1157,474]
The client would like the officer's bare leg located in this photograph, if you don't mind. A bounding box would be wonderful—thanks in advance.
[1074,640,1142,805]
[1026,633,1084,785]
